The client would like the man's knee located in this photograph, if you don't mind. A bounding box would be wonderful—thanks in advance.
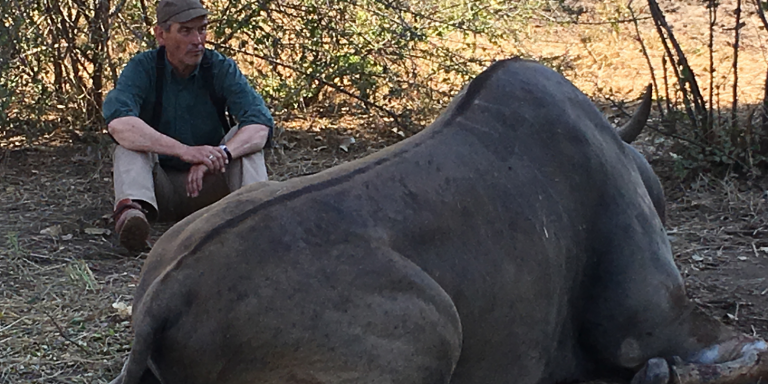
[240,150,268,185]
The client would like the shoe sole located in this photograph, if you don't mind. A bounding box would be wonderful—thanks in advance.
[119,215,150,252]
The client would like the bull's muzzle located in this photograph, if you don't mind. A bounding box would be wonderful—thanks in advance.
[673,349,768,384]
[632,340,768,384]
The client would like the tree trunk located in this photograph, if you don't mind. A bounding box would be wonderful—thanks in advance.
[86,0,110,126]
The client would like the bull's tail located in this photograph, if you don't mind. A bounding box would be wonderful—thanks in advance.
[109,271,175,384]
[109,316,163,384]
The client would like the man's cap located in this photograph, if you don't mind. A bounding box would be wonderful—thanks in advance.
[156,0,209,25]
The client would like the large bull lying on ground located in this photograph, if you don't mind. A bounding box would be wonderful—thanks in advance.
[111,58,768,384]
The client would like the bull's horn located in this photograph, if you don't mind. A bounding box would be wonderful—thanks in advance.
[617,84,653,143]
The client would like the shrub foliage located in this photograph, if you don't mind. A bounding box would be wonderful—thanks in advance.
[0,0,570,138]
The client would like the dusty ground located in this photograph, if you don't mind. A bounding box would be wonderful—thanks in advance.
[3,0,768,383]
[669,173,768,336]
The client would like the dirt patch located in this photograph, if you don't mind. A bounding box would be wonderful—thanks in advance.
[666,175,768,336]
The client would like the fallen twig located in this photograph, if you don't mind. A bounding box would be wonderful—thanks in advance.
[0,316,29,333]
[40,308,92,356]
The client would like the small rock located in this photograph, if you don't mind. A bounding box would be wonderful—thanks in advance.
[85,228,111,236]
[40,225,62,237]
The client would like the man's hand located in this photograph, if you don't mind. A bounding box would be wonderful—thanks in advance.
[186,164,209,198]
[179,145,228,173]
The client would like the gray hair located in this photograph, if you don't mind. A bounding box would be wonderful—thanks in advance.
[158,21,172,31]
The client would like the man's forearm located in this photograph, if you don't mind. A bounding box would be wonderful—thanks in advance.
[225,124,270,159]
[108,116,188,157]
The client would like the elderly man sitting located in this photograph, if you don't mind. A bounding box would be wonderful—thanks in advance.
[102,0,273,251]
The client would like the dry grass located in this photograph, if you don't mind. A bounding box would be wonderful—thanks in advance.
[522,0,768,106]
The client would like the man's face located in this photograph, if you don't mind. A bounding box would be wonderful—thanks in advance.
[155,16,208,75]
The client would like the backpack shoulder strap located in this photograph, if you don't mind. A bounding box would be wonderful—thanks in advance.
[150,46,166,129]
[201,49,233,133]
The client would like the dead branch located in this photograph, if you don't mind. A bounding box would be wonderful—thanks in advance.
[40,307,92,356]
[566,16,654,25]
[663,53,672,112]
[628,3,664,118]
[647,0,708,132]
[138,0,154,31]
[647,0,697,129]
[753,0,768,133]
[709,0,717,129]
[732,0,743,132]
[108,0,127,19]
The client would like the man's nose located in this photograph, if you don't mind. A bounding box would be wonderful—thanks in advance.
[191,31,204,44]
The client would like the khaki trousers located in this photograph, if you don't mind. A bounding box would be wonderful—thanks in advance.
[113,126,267,222]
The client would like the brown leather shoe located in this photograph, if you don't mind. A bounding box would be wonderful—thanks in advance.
[114,198,150,252]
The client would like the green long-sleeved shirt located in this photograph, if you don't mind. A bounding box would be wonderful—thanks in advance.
[103,48,273,154]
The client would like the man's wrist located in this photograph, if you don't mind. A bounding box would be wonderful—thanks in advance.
[174,143,190,159]
[219,145,233,162]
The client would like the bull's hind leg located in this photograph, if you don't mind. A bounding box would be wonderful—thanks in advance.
[150,243,463,384]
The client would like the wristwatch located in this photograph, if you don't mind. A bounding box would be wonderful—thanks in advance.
[219,145,233,162]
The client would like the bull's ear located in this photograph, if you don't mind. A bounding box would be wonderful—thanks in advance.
[617,84,653,144]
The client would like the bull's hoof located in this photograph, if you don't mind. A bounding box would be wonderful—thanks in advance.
[631,358,670,384]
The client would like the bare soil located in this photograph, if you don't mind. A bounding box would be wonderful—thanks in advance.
[3,1,768,383]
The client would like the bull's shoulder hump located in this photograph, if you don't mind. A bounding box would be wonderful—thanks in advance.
[444,58,576,120]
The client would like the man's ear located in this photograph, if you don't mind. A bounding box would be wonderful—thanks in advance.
[154,25,165,46]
